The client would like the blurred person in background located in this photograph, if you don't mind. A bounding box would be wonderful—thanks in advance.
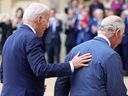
[12,7,24,30]
[65,8,77,54]
[76,8,90,45]
[89,8,104,38]
[104,0,113,9]
[72,0,80,17]
[89,0,105,18]
[104,8,115,17]
[114,9,124,74]
[0,3,92,96]
[45,8,62,63]
[77,4,86,20]
[111,0,123,16]
[64,0,72,14]
[118,10,128,76]
[92,8,104,26]
[0,14,3,34]
[0,15,13,52]
[0,14,6,53]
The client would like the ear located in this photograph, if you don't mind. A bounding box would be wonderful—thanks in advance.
[37,15,42,24]
[115,28,121,37]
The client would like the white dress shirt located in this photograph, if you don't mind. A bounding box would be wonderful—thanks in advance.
[24,23,74,72]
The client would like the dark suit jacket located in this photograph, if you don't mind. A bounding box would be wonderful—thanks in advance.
[45,20,62,45]
[0,24,72,96]
[0,22,13,50]
[55,37,127,96]
[65,26,76,47]
[122,17,128,44]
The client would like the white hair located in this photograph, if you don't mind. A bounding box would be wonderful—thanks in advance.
[98,15,125,36]
[94,8,103,14]
[23,3,49,21]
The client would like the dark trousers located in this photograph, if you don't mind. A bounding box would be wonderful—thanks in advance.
[46,42,60,63]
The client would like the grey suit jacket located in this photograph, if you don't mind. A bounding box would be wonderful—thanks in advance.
[55,36,127,96]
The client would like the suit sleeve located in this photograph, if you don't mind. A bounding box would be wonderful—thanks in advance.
[104,53,127,96]
[54,55,71,96]
[26,37,72,78]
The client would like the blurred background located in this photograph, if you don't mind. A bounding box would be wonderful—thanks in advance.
[0,0,128,95]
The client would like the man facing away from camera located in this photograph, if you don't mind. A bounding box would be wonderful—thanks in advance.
[0,3,92,96]
[55,15,127,96]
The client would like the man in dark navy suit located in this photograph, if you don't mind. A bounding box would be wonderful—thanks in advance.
[0,3,92,96]
[45,8,62,63]
[65,8,77,54]
[122,16,128,75]
[55,16,127,96]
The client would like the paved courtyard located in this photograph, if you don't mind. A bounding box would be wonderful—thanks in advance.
[0,77,128,96]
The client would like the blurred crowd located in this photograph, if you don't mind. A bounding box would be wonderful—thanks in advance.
[0,0,128,75]
[0,8,24,52]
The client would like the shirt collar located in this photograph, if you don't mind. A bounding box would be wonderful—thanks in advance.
[24,23,36,34]
[97,34,111,47]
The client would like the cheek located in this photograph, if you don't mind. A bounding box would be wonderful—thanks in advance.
[47,22,49,28]
[42,22,46,28]
[118,34,123,43]
[118,37,122,44]
[116,36,122,46]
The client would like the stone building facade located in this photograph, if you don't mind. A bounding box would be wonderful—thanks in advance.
[0,0,104,15]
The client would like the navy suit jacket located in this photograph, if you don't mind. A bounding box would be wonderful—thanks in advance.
[45,20,62,45]
[0,24,72,96]
[122,17,128,44]
[55,37,127,96]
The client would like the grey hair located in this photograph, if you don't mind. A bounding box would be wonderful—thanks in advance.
[23,3,49,21]
[98,16,125,36]
[94,8,103,14]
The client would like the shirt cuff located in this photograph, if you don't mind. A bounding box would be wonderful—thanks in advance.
[69,61,74,72]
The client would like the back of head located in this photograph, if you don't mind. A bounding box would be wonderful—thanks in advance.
[23,3,50,37]
[98,15,125,48]
[23,3,49,22]
[99,15,125,35]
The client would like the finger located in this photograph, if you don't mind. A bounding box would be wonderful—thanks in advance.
[81,55,92,59]
[81,53,91,56]
[74,51,80,57]
[81,53,91,58]
[84,64,89,66]
[81,59,91,63]
[79,64,89,67]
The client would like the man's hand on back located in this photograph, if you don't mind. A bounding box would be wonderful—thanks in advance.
[71,52,92,69]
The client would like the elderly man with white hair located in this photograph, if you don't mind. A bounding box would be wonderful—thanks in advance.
[0,3,92,96]
[55,15,127,96]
